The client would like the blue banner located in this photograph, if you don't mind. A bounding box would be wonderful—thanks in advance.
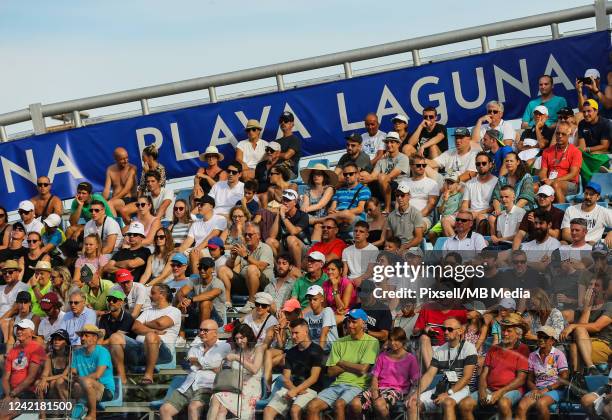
[0,31,609,211]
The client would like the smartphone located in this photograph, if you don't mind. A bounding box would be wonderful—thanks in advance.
[578,77,593,85]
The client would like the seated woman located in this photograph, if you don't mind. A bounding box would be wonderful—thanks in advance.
[193,146,227,199]
[122,196,160,248]
[139,227,173,285]
[221,205,249,248]
[516,326,569,420]
[207,324,265,420]
[522,288,565,342]
[73,234,109,287]
[349,327,420,419]
[242,292,278,346]
[299,163,337,237]
[365,197,387,249]
[22,232,50,283]
[168,199,193,247]
[50,266,72,311]
[322,260,357,325]
[265,165,297,207]
[35,329,70,404]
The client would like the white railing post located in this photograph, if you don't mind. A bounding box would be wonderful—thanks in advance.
[140,99,150,115]
[276,74,285,91]
[343,62,353,79]
[595,0,610,30]
[208,87,217,103]
[480,36,490,53]
[412,50,421,66]
[28,103,46,135]
[550,23,561,39]
[0,126,7,142]
[72,110,82,128]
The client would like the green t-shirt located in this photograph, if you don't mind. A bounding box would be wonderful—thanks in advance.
[29,281,53,317]
[326,333,380,389]
[292,272,328,309]
[70,193,113,222]
[83,279,115,312]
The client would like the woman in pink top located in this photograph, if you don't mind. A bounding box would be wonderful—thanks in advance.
[349,327,420,418]
[322,260,357,324]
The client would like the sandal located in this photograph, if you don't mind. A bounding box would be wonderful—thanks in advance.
[139,377,154,385]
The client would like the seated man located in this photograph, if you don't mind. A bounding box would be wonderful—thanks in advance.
[98,289,134,345]
[559,218,593,267]
[83,199,122,255]
[40,214,65,262]
[59,290,97,345]
[538,121,582,203]
[512,185,564,249]
[481,129,512,177]
[577,99,611,177]
[458,314,529,420]
[407,317,477,420]
[384,183,424,251]
[361,113,386,166]
[159,320,230,420]
[291,251,328,309]
[308,218,347,262]
[263,318,324,420]
[37,292,65,343]
[208,161,245,217]
[304,285,339,352]
[267,189,310,268]
[472,100,516,147]
[103,222,151,283]
[520,209,560,272]
[460,152,497,229]
[580,355,612,419]
[108,284,181,385]
[561,181,612,246]
[521,74,567,129]
[324,163,372,226]
[489,186,526,249]
[520,105,555,149]
[17,200,43,246]
[342,221,378,287]
[335,133,373,184]
[218,222,274,313]
[112,269,151,318]
[66,182,113,241]
[30,176,63,219]
[177,257,226,327]
[80,263,115,313]
[403,106,448,158]
[442,211,487,260]
[102,147,138,216]
[306,309,379,420]
[405,155,440,231]
[71,324,115,420]
[428,127,477,183]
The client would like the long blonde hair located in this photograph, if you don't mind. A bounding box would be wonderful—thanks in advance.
[82,234,102,258]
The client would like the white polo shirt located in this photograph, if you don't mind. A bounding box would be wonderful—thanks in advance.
[442,232,487,257]
[236,139,269,169]
[496,206,527,239]
[208,181,245,216]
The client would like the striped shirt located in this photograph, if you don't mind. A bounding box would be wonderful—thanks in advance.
[332,183,372,221]
[431,340,477,381]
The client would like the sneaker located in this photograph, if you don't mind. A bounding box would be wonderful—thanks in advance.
[175,336,187,348]
[238,301,255,313]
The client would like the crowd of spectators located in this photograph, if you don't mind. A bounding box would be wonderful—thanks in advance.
[0,70,610,419]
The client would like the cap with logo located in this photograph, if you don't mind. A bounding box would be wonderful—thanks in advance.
[207,236,225,249]
[18,200,35,212]
[345,133,363,144]
[384,132,401,143]
[50,329,70,343]
[584,99,599,111]
[115,269,134,283]
[557,106,574,116]
[107,289,127,301]
[127,222,146,237]
[279,111,294,123]
[537,185,555,197]
[454,127,470,138]
[396,183,411,194]
[585,181,602,195]
[585,68,601,79]
[15,319,35,331]
[307,251,326,263]
[346,308,368,322]
[592,240,609,256]
[80,264,96,283]
[282,298,302,312]
[392,114,408,124]
[171,253,188,265]
[282,189,299,201]
[43,214,62,228]
[40,292,61,311]
[533,105,549,115]
[305,285,324,297]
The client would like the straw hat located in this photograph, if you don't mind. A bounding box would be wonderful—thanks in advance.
[76,324,105,338]
[199,145,224,162]
[300,163,339,187]
[245,119,263,131]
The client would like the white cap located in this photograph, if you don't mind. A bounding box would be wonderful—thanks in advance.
[518,148,539,162]
[15,319,35,331]
[523,138,538,147]
[305,285,324,296]
[282,189,298,201]
[537,185,555,197]
[384,132,401,142]
[307,251,326,263]
[533,105,548,115]
[254,292,274,305]
[18,200,34,212]
[392,114,408,124]
[268,142,281,152]
[127,221,145,236]
[43,213,62,228]
[585,68,601,79]
[397,182,410,194]
[499,297,516,310]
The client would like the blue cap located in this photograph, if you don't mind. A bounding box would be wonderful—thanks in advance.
[171,253,188,265]
[207,236,225,249]
[585,181,602,195]
[346,308,368,322]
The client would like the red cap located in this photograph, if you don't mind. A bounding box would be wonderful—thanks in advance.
[115,269,134,283]
[40,292,60,311]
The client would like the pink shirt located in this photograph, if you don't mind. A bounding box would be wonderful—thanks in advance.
[322,277,357,312]
[372,351,420,393]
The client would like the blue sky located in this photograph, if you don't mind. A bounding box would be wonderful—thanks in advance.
[0,0,596,133]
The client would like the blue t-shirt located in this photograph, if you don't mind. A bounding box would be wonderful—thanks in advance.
[492,146,513,177]
[332,183,372,221]
[71,345,115,394]
[522,95,568,127]
[42,229,63,248]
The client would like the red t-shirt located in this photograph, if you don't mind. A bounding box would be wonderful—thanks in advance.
[309,238,347,260]
[414,306,468,345]
[541,144,582,184]
[484,343,530,392]
[5,340,46,392]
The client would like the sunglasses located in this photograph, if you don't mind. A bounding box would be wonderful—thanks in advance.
[423,115,436,120]
[37,183,50,187]
[412,163,427,168]
[18,210,31,215]
[173,206,185,211]
[106,297,121,303]
[136,203,148,208]
[126,233,140,237]
[155,235,166,240]
[13,226,24,232]
[270,171,280,175]
[343,171,356,177]
[442,327,458,332]
[512,259,527,264]
[2,270,17,275]
[198,265,212,270]
[254,302,269,308]
[90,208,103,213]
[244,232,255,237]
[227,169,240,175]
[557,115,570,120]
[487,109,500,114]
[536,333,551,340]
[27,239,39,244]
[170,263,184,268]
[322,225,336,230]
[455,218,471,223]
[246,127,260,132]
[199,328,214,333]
[265,148,275,154]
[475,161,489,167]
[69,300,83,305]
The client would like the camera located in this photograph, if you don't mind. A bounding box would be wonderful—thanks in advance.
[578,77,593,85]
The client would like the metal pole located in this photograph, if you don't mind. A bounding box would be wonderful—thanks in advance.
[140,99,150,115]
[208,86,217,103]
[0,126,7,142]
[276,74,285,91]
[595,0,610,30]
[412,50,421,66]
[343,62,353,79]
[480,36,490,53]
[551,23,560,39]
[28,103,46,135]
[72,110,82,128]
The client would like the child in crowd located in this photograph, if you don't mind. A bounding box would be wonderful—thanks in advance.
[237,179,260,217]
[429,175,464,241]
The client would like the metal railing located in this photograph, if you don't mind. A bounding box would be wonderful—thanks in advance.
[0,0,610,141]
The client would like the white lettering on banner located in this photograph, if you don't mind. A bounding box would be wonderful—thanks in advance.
[47,145,83,182]
[452,67,487,109]
[136,127,163,157]
[410,76,449,125]
[494,59,530,103]
[337,92,364,132]
[210,116,238,147]
[544,54,574,90]
[275,103,312,140]
[1,150,37,193]
[235,106,272,136]
[170,123,199,161]
[376,85,408,121]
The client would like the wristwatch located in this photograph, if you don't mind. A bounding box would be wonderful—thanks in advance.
[448,389,454,396]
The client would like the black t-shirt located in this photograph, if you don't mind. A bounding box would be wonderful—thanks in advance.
[111,247,151,283]
[337,152,373,173]
[254,161,272,193]
[98,310,135,339]
[284,342,324,391]
[512,267,547,291]
[578,117,612,148]
[278,134,301,174]
[403,124,448,155]
[520,125,555,145]
[0,247,27,264]
[363,308,392,334]
[280,209,310,241]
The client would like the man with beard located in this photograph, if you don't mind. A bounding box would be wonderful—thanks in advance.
[522,74,567,128]
[520,209,560,272]
[276,111,302,176]
[308,218,347,262]
[481,129,512,177]
[508,250,546,312]
[428,127,477,183]
[461,152,498,228]
[103,147,138,216]
[254,141,284,196]
[335,133,373,184]
[561,181,612,247]
[578,241,612,305]
[577,99,611,154]
[512,185,564,249]
[263,253,296,313]
[548,249,581,310]
[83,199,122,255]
[325,163,372,226]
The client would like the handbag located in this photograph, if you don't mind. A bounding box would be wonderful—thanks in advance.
[212,368,242,393]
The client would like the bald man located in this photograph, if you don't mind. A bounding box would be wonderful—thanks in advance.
[103,147,138,216]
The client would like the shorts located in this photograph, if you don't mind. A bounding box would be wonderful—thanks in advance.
[230,269,269,296]
[420,386,470,412]
[524,388,566,403]
[184,302,225,328]
[316,384,362,407]
[591,338,611,364]
[165,387,212,411]
[266,387,318,415]
[98,387,114,402]
[124,335,173,366]
[468,389,522,406]
[360,387,405,411]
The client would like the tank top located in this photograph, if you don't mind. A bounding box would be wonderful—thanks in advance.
[304,187,329,218]
[199,168,223,195]
[151,254,167,278]
[23,252,47,283]
[171,222,191,246]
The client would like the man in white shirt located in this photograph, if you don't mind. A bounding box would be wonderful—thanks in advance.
[0,260,29,319]
[442,211,488,260]
[37,292,65,342]
[342,221,379,287]
[521,209,561,272]
[236,119,269,180]
[159,319,230,420]
[84,199,122,254]
[18,200,43,248]
[472,100,516,147]
[146,171,174,221]
[59,289,97,345]
[560,218,593,266]
[561,181,612,246]
[361,113,387,166]
[110,284,182,385]
[406,154,440,230]
[429,128,478,183]
[208,161,245,216]
[461,152,498,229]
[112,268,152,318]
[490,185,526,249]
